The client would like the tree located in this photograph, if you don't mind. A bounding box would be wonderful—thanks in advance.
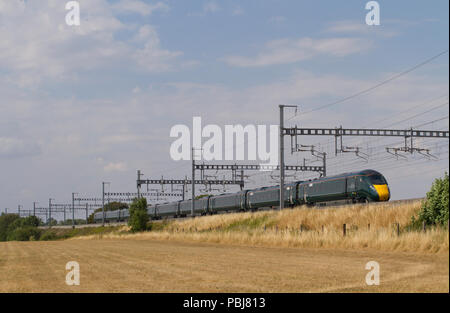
[0,214,20,241]
[0,214,42,241]
[22,216,42,227]
[413,172,449,226]
[47,218,58,226]
[128,198,148,232]
[7,226,41,241]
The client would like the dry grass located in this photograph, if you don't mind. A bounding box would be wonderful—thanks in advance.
[74,200,449,254]
[1,200,448,293]
[167,199,424,231]
[1,239,448,292]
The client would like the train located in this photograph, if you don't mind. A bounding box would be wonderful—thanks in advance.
[94,169,390,223]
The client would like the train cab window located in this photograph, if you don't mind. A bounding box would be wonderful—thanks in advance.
[369,174,386,185]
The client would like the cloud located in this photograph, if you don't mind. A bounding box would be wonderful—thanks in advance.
[232,6,244,16]
[0,137,41,158]
[111,0,169,16]
[222,37,371,67]
[0,1,182,87]
[132,25,183,72]
[188,1,221,16]
[325,20,399,38]
[203,1,220,13]
[103,161,128,172]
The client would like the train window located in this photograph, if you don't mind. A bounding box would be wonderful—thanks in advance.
[369,174,386,185]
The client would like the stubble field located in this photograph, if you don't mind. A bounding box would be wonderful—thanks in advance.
[1,199,448,293]
[0,238,448,293]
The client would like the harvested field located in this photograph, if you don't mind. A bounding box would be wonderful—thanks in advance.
[0,239,448,293]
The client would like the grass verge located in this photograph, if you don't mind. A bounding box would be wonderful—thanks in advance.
[69,199,449,254]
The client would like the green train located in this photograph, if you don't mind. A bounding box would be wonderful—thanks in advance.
[94,169,390,222]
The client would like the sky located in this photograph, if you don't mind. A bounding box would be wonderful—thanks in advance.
[0,0,449,219]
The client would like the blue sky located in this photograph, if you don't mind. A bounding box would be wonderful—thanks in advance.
[0,0,448,219]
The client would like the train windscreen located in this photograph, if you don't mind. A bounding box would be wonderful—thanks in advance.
[368,174,387,185]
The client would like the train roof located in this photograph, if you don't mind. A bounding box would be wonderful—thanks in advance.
[303,169,383,183]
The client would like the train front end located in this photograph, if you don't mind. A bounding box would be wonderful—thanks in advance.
[364,170,390,202]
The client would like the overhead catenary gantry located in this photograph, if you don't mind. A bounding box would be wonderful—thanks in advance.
[278,105,450,211]
[46,203,96,226]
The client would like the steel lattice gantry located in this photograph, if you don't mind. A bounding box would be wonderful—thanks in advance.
[194,164,324,172]
[283,127,449,138]
[137,178,244,187]
[277,114,450,211]
[284,126,449,156]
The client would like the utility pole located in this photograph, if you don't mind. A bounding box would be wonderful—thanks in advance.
[18,205,21,217]
[72,192,77,229]
[191,148,195,217]
[33,202,37,217]
[137,170,143,198]
[102,182,110,227]
[279,105,297,211]
[48,198,53,228]
[182,176,187,201]
[85,203,88,224]
[102,183,105,226]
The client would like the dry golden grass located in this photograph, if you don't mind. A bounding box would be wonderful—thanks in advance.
[1,200,448,293]
[167,199,423,232]
[0,239,448,292]
[76,200,449,254]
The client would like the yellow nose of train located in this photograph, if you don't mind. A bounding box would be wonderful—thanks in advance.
[373,184,390,201]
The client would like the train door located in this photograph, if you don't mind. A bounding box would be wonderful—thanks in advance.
[347,176,357,198]
[207,197,212,214]
[176,201,181,217]
[299,184,308,204]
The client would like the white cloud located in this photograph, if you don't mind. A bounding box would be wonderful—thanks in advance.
[0,137,41,158]
[104,161,128,172]
[0,1,182,87]
[222,37,371,67]
[188,1,221,16]
[203,1,220,13]
[111,0,169,16]
[325,20,399,38]
[132,25,183,71]
[232,6,244,16]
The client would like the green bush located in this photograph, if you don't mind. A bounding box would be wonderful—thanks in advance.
[0,214,20,241]
[7,226,42,241]
[412,172,449,227]
[128,198,149,232]
[40,230,58,241]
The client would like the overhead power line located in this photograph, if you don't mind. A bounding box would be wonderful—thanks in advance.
[291,49,449,117]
